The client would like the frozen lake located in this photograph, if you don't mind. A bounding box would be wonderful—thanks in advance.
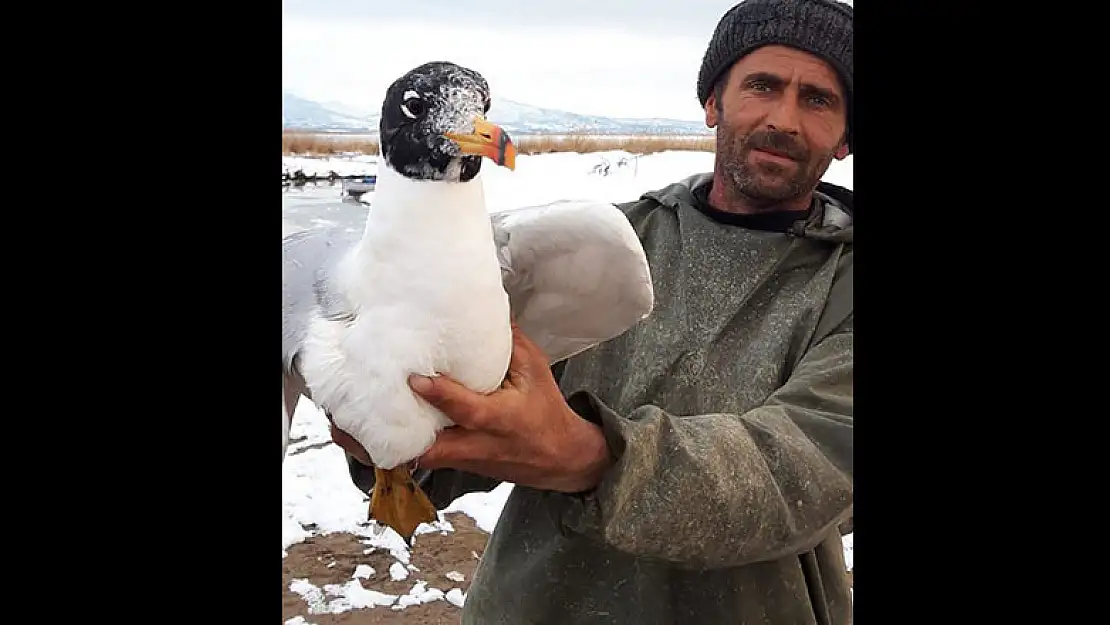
[282,183,367,238]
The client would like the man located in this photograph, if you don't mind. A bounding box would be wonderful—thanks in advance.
[334,0,854,622]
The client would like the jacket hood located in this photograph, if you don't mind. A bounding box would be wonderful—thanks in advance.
[641,172,853,244]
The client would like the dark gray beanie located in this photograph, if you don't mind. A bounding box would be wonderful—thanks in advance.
[697,0,853,151]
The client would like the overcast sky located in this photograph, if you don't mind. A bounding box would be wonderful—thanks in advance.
[283,0,759,121]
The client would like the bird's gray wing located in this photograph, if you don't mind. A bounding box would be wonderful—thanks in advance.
[491,199,654,364]
[282,375,291,461]
[282,226,362,374]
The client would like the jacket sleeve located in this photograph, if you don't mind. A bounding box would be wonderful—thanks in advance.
[554,317,853,570]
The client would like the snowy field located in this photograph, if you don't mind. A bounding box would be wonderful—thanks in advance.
[282,148,852,213]
[282,148,854,621]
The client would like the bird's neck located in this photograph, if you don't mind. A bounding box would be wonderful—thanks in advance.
[355,161,495,262]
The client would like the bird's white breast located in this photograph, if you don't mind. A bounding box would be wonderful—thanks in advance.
[298,167,513,469]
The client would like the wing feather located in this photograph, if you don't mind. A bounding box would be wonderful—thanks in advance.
[490,200,653,363]
[281,226,361,372]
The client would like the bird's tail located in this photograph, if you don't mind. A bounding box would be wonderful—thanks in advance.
[370,465,439,545]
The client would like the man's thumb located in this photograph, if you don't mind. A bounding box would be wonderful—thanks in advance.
[408,374,436,396]
[408,373,488,429]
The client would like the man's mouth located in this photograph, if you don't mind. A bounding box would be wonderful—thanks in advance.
[752,147,798,162]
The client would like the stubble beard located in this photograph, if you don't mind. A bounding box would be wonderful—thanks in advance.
[715,122,834,211]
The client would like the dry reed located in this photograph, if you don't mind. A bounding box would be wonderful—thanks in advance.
[282,130,715,157]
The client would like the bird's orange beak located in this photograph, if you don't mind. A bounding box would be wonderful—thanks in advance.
[445,116,517,170]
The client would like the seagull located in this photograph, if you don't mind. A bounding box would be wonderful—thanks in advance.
[281,61,654,544]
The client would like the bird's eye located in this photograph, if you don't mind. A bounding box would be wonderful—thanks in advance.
[483,98,491,114]
[400,97,425,120]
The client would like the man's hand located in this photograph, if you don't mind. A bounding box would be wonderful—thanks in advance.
[410,324,612,494]
[329,420,373,466]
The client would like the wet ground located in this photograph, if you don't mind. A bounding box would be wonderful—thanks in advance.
[282,513,491,625]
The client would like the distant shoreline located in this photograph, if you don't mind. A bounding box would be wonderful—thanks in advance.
[282,128,715,137]
[282,130,716,157]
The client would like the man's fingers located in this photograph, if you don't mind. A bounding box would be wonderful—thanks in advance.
[409,373,491,429]
[329,423,362,455]
[417,427,499,469]
[329,422,373,465]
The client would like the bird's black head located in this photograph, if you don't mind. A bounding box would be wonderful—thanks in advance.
[379,61,517,182]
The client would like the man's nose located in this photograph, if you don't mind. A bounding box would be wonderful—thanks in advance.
[764,98,801,135]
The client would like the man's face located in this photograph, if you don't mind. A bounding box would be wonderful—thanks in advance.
[706,45,849,208]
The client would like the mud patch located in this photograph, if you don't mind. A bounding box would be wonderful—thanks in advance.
[282,513,489,624]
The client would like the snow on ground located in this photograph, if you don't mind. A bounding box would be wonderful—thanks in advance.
[282,147,854,616]
[283,400,472,615]
[441,483,514,533]
[283,148,853,213]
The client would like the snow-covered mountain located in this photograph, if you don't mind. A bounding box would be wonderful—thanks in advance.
[282,91,711,136]
[486,99,711,136]
[282,92,370,132]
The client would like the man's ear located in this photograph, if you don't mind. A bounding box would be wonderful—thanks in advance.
[833,125,850,159]
[705,92,719,128]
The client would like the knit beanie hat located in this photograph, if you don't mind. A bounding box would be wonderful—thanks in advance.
[696,0,853,152]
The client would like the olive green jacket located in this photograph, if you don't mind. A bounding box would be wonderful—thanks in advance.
[347,172,854,624]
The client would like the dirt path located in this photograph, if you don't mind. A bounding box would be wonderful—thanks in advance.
[282,513,490,624]
[283,501,852,625]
